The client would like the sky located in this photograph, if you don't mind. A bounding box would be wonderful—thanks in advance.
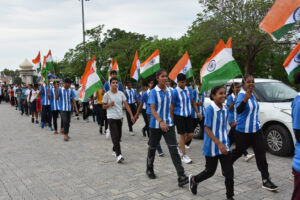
[0,0,201,71]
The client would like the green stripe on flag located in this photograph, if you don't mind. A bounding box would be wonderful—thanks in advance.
[271,22,296,40]
[185,68,193,79]
[200,60,242,93]
[141,63,160,79]
[288,66,300,83]
[84,81,103,100]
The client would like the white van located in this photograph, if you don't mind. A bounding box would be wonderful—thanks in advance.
[194,78,298,156]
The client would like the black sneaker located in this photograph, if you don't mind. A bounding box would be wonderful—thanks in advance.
[146,167,156,179]
[36,120,39,124]
[189,174,198,195]
[262,179,279,191]
[31,118,34,123]
[99,126,103,134]
[178,175,189,187]
[227,197,235,200]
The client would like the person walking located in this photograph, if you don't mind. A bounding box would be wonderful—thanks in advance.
[29,83,39,124]
[39,83,53,130]
[124,81,138,135]
[102,77,135,163]
[49,81,63,135]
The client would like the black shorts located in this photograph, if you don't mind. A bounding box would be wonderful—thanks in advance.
[174,115,194,134]
[191,118,200,130]
[30,101,36,112]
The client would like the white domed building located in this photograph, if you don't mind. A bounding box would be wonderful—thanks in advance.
[19,59,35,84]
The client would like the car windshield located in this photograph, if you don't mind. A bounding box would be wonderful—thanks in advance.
[255,82,298,102]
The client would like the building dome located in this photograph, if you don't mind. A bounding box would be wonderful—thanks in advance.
[19,58,33,70]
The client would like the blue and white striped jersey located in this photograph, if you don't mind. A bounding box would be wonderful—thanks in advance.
[227,93,237,124]
[124,88,137,104]
[58,88,75,111]
[202,102,230,157]
[172,86,193,117]
[191,89,205,118]
[148,86,173,129]
[235,91,261,133]
[40,84,51,106]
[141,89,150,110]
[50,88,60,111]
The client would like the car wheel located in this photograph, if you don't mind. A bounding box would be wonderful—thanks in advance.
[264,124,293,156]
[193,124,204,139]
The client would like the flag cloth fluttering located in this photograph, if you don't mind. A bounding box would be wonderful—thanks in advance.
[259,0,300,40]
[283,42,300,83]
[79,56,103,102]
[140,49,160,79]
[200,39,242,93]
[169,51,193,83]
[106,59,114,80]
[225,37,232,55]
[130,51,140,81]
[32,51,41,73]
[41,50,54,84]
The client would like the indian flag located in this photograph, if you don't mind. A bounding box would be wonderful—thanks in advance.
[32,51,41,72]
[79,56,103,102]
[283,42,300,82]
[45,50,54,70]
[80,60,92,85]
[140,49,160,79]
[106,59,113,80]
[130,51,140,81]
[259,0,300,40]
[225,37,232,55]
[169,51,193,83]
[200,39,242,93]
[107,60,119,79]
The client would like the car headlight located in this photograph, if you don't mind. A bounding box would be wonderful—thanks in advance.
[281,109,292,116]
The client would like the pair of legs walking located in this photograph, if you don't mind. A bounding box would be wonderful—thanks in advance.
[126,103,137,132]
[52,110,63,133]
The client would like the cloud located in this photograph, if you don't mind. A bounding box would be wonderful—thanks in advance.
[0,0,200,71]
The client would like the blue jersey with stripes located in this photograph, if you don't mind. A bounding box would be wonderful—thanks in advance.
[191,89,205,118]
[58,88,75,111]
[172,86,193,117]
[235,91,261,133]
[148,86,174,129]
[124,88,137,104]
[103,81,123,92]
[40,84,51,106]
[227,93,237,124]
[50,88,60,111]
[202,102,230,157]
[292,94,300,172]
[141,89,150,110]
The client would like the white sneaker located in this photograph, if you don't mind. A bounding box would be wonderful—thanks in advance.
[106,129,110,139]
[182,154,192,164]
[112,151,116,157]
[244,153,255,162]
[117,154,124,163]
[129,131,135,136]
[185,145,190,149]
[177,146,183,157]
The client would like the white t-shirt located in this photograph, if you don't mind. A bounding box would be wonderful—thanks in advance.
[74,89,80,101]
[103,91,126,119]
[25,89,31,102]
[30,90,38,103]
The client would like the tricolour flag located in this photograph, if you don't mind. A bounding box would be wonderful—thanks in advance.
[200,40,242,93]
[79,56,103,102]
[259,0,300,40]
[225,37,232,55]
[80,60,92,85]
[45,50,54,70]
[140,49,160,79]
[283,42,300,82]
[130,51,140,81]
[107,60,119,80]
[169,51,193,83]
[32,51,41,72]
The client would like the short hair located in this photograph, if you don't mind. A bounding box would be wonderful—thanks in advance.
[126,81,132,86]
[64,78,72,83]
[177,73,186,82]
[34,83,39,88]
[294,71,300,85]
[110,77,118,84]
[142,82,148,87]
[147,78,154,84]
[75,84,79,87]
[110,70,117,75]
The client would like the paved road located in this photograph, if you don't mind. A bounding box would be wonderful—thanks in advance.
[0,103,294,200]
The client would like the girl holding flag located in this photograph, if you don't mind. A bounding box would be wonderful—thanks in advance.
[146,69,188,187]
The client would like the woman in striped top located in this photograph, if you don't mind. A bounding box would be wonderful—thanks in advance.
[231,74,278,191]
[146,68,188,187]
[48,81,63,135]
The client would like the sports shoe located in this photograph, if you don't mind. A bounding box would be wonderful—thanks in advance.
[262,179,279,191]
[182,155,192,164]
[189,174,198,195]
[117,154,124,163]
[157,149,164,157]
[227,197,235,200]
[41,122,45,128]
[112,151,116,157]
[177,146,183,157]
[244,153,255,162]
[185,145,190,149]
[36,120,39,124]
[178,175,189,187]
[105,129,110,139]
[48,126,54,131]
[31,118,34,123]
[76,116,79,120]
[129,131,135,136]
[146,167,156,179]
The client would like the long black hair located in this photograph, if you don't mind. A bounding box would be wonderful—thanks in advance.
[210,85,226,101]
[242,74,254,85]
[228,82,240,96]
[151,68,168,89]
